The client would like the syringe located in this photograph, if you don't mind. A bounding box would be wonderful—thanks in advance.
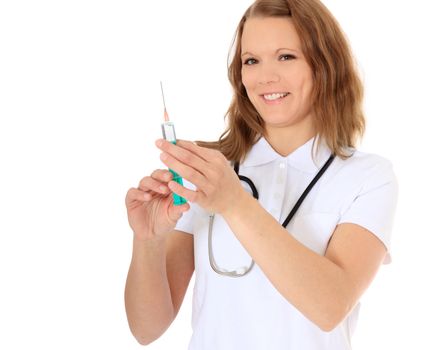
[160,82,187,206]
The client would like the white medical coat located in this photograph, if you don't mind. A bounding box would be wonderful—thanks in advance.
[175,136,398,350]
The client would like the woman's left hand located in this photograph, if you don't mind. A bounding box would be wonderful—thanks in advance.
[155,139,245,215]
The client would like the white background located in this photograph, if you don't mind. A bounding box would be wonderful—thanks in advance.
[0,0,435,349]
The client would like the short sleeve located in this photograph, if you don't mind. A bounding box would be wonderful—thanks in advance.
[174,179,197,235]
[338,160,399,264]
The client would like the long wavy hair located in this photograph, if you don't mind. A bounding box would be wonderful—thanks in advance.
[195,0,365,163]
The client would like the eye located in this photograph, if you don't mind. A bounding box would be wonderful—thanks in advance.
[280,54,297,61]
[243,58,257,65]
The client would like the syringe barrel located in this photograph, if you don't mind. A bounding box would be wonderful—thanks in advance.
[161,122,177,143]
[160,121,187,206]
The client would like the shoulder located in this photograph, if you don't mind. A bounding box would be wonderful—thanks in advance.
[318,148,398,206]
[334,148,396,184]
[339,148,393,170]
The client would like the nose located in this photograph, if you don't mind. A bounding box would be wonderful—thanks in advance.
[257,64,280,85]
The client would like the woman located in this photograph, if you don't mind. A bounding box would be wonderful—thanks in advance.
[124,0,398,349]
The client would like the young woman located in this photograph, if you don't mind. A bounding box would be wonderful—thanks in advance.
[124,1,398,349]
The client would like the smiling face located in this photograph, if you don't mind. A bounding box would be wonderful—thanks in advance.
[241,16,315,143]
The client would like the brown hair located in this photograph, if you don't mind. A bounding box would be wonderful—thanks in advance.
[195,0,365,163]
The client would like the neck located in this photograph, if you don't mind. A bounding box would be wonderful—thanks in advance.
[264,119,316,157]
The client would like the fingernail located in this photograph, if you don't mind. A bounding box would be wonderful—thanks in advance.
[155,139,163,147]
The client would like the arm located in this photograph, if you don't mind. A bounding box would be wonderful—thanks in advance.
[155,139,392,332]
[124,231,194,345]
[125,237,174,345]
[221,191,387,331]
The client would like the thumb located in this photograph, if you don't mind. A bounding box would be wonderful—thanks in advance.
[168,201,191,222]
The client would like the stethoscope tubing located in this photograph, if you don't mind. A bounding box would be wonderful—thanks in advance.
[208,154,335,278]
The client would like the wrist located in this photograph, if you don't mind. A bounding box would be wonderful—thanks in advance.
[133,234,167,247]
[220,187,252,219]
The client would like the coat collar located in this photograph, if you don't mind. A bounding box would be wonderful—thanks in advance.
[242,135,334,173]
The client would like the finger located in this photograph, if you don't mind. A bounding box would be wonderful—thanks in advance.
[155,139,210,176]
[167,180,201,204]
[125,187,150,205]
[159,152,209,190]
[138,175,171,195]
[168,201,191,221]
[150,169,173,182]
[176,139,223,161]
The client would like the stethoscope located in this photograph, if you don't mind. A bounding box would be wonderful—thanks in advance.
[208,154,336,278]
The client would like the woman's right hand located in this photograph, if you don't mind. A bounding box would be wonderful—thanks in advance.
[125,169,190,241]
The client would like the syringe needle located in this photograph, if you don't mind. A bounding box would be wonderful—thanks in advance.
[160,81,169,122]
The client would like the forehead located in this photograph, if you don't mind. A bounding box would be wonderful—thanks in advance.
[241,17,302,53]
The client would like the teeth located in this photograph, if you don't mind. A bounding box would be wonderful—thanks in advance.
[263,93,288,101]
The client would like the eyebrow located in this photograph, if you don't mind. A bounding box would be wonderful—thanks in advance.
[241,48,299,58]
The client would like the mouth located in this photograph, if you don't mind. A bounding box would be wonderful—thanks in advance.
[260,92,290,104]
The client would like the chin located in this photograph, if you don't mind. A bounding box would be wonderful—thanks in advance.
[260,112,297,125]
